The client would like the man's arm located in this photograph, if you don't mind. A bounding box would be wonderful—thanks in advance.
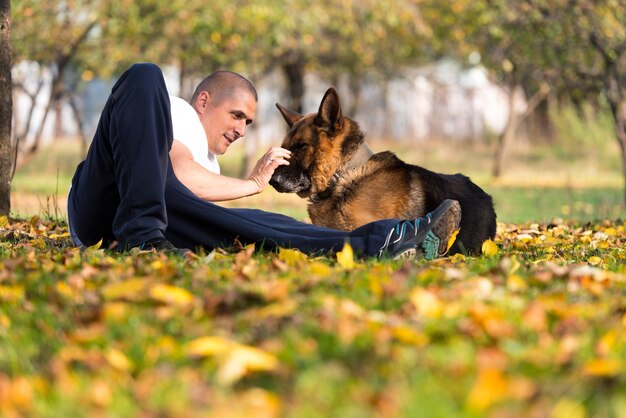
[170,140,290,201]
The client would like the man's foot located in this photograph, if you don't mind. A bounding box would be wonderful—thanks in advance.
[378,199,461,260]
[123,238,191,256]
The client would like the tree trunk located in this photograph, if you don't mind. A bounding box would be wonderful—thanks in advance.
[0,0,11,215]
[609,99,626,205]
[67,92,87,157]
[281,55,305,113]
[53,97,63,139]
[345,75,362,117]
[527,97,554,143]
[493,86,520,178]
[493,83,550,178]
[30,73,64,153]
[12,78,44,144]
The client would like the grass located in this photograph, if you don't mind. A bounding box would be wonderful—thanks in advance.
[2,106,626,417]
[0,216,625,417]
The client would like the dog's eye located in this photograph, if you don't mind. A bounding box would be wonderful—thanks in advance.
[290,143,309,152]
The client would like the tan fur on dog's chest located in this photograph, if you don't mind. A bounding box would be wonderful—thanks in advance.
[308,160,427,231]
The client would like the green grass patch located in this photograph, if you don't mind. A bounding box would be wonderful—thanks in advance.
[0,216,625,417]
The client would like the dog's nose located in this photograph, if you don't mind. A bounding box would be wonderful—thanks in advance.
[270,167,311,194]
[269,169,289,193]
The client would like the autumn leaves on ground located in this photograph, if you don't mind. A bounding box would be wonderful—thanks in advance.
[0,213,625,418]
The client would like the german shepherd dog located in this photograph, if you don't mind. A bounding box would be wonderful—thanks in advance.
[269,88,497,255]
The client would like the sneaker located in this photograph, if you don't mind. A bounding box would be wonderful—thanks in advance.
[378,199,461,260]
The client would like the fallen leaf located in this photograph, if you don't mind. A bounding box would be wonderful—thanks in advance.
[0,285,25,303]
[466,368,508,411]
[104,348,134,372]
[184,336,235,357]
[218,345,279,385]
[336,241,355,270]
[582,358,622,377]
[101,278,150,301]
[447,229,460,253]
[587,256,602,266]
[149,284,195,308]
[87,239,103,251]
[550,398,586,418]
[410,288,443,318]
[481,239,498,256]
[278,248,308,266]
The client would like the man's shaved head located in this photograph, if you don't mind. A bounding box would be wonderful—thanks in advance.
[190,70,257,106]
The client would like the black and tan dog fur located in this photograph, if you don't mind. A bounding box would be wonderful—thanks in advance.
[270,87,496,254]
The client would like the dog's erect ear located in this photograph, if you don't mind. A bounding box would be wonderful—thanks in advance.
[315,87,343,132]
[276,103,302,128]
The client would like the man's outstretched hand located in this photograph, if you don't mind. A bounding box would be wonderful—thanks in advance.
[248,147,291,192]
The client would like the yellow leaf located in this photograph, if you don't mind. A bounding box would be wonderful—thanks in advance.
[392,326,429,346]
[87,238,103,251]
[550,399,587,418]
[101,278,150,301]
[0,215,9,228]
[248,299,299,320]
[336,242,355,270]
[218,345,279,385]
[149,284,194,308]
[507,274,528,292]
[582,358,622,377]
[8,376,33,409]
[481,239,498,256]
[309,261,332,277]
[55,282,78,299]
[102,302,130,322]
[410,288,443,318]
[466,368,508,411]
[450,253,466,263]
[0,312,11,328]
[0,285,25,302]
[587,256,602,266]
[89,379,112,407]
[150,260,164,271]
[29,238,47,250]
[278,247,308,265]
[446,228,460,253]
[185,336,235,357]
[104,348,134,372]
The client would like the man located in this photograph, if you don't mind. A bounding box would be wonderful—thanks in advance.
[68,63,461,259]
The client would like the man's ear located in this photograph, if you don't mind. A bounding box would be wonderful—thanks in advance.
[195,91,211,113]
[315,87,342,132]
[276,103,301,128]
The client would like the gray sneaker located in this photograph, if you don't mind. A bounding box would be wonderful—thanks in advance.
[378,199,461,260]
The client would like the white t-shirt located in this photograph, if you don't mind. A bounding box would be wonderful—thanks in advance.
[169,95,220,174]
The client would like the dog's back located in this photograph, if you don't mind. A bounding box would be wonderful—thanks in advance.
[407,164,496,254]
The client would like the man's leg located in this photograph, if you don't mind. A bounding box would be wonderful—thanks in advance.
[68,63,172,249]
[164,173,461,258]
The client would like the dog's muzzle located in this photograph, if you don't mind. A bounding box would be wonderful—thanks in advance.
[270,163,311,194]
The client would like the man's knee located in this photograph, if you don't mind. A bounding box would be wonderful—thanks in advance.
[113,63,168,101]
[126,63,166,88]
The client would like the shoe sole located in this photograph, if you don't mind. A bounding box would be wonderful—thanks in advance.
[393,200,462,260]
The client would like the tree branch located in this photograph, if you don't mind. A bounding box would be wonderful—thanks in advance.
[521,84,550,119]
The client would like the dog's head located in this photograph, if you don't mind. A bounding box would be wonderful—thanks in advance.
[270,87,363,198]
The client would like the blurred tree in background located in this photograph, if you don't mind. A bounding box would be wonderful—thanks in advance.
[0,0,10,215]
[552,0,626,204]
[8,0,626,204]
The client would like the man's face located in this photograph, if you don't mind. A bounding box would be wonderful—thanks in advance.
[195,89,257,155]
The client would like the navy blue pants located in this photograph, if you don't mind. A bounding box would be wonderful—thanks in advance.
[68,63,399,256]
